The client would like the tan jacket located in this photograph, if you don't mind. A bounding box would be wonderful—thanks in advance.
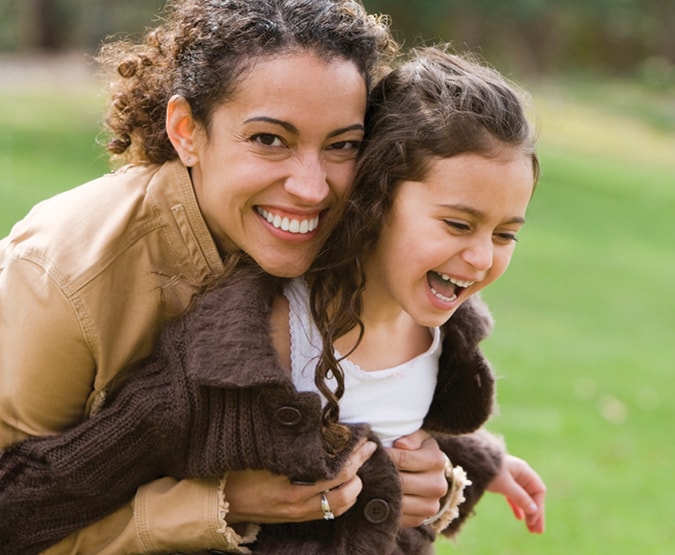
[0,161,251,553]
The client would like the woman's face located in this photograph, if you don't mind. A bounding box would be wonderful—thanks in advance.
[185,52,367,277]
[365,149,535,328]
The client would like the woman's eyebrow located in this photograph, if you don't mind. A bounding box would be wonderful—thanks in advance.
[327,124,365,138]
[243,117,364,138]
[244,116,298,134]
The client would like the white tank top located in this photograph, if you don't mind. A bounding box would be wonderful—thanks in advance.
[284,278,441,447]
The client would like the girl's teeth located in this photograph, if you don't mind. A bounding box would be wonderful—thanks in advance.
[439,273,473,288]
[430,286,457,303]
[258,208,318,234]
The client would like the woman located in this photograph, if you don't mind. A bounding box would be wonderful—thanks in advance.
[0,47,545,554]
[0,0,400,553]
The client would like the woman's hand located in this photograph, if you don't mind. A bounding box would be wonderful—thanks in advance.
[223,439,376,524]
[487,454,546,534]
[387,430,449,527]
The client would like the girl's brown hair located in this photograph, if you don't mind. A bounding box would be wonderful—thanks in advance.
[97,0,397,166]
[309,45,539,455]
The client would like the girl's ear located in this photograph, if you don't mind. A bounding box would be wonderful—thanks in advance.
[166,95,201,167]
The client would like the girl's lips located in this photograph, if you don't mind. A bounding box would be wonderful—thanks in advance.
[256,206,321,235]
[426,271,478,313]
[427,271,460,302]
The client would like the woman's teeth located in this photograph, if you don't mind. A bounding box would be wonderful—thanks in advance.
[257,208,319,234]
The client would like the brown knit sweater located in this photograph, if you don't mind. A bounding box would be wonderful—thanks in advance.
[0,266,502,554]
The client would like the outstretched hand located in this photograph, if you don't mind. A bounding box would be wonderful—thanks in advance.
[487,454,546,534]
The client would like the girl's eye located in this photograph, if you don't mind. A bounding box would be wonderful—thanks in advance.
[494,232,519,243]
[444,220,470,232]
[251,133,284,147]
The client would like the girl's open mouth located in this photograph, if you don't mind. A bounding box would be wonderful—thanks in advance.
[427,271,474,303]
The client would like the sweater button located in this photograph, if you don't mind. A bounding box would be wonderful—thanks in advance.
[363,498,390,524]
[274,406,303,426]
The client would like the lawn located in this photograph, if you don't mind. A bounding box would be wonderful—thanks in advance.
[1,64,673,554]
[437,78,675,554]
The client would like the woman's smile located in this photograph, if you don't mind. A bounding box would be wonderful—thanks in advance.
[256,206,322,237]
[184,52,367,277]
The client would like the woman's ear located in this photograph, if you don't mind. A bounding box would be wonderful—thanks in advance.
[166,95,200,167]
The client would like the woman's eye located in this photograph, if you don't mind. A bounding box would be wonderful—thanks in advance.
[251,133,284,147]
[328,140,361,151]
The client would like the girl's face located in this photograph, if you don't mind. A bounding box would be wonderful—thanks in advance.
[365,150,535,328]
[183,52,367,278]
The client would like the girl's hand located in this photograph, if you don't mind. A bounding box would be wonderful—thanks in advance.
[387,430,449,527]
[487,454,546,534]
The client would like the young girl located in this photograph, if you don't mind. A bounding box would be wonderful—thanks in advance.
[0,47,545,554]
[279,43,545,545]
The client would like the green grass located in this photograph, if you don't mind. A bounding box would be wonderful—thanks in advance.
[0,85,109,235]
[436,79,675,554]
[1,74,673,554]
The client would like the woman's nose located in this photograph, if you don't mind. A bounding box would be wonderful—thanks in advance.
[284,155,329,205]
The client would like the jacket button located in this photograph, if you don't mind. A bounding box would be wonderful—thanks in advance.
[363,498,390,524]
[274,406,303,426]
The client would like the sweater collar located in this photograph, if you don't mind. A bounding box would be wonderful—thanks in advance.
[182,265,292,389]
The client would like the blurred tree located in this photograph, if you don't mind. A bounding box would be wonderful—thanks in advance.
[0,0,672,79]
[33,0,59,50]
[0,0,164,52]
[364,0,675,76]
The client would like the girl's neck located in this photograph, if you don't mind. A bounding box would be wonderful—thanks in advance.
[334,277,432,372]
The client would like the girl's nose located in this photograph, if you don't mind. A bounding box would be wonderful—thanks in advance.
[462,235,494,273]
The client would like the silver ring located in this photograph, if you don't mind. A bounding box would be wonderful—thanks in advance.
[321,493,335,520]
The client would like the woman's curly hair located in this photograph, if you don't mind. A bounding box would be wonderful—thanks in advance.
[97,0,397,167]
[308,45,540,456]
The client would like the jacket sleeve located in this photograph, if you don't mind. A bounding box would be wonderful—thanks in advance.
[432,428,505,537]
[0,249,253,554]
[42,478,257,555]
[0,245,100,445]
[0,371,175,554]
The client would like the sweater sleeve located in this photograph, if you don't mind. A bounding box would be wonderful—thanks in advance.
[0,367,174,555]
[432,428,505,537]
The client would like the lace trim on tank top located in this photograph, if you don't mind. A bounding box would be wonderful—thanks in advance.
[283,278,442,447]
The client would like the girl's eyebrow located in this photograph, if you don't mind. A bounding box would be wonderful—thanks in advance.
[243,116,364,138]
[441,203,526,225]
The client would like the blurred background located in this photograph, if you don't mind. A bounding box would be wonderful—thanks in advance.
[1,1,673,554]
